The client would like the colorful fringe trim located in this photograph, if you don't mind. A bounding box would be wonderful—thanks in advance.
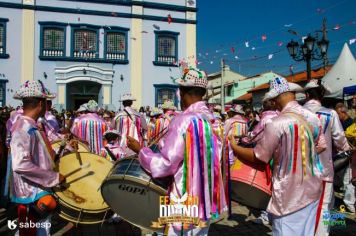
[182,118,222,221]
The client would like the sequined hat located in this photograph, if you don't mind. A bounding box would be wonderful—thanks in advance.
[175,68,208,88]
[13,80,48,100]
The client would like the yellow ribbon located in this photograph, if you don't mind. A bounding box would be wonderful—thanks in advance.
[301,125,306,176]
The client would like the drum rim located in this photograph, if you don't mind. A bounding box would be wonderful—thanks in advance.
[57,211,107,225]
[51,140,90,151]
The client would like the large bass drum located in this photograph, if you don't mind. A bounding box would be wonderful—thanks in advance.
[53,152,113,224]
[51,139,90,153]
[101,157,170,231]
[230,158,272,210]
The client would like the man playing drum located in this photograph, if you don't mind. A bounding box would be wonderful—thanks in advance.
[10,80,65,236]
[112,93,148,149]
[228,76,326,236]
[128,68,227,236]
[303,79,351,236]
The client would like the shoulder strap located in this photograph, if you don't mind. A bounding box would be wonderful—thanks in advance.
[123,109,133,121]
[104,146,116,161]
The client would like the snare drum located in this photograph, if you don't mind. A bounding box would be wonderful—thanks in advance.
[51,139,90,153]
[101,157,170,231]
[53,152,113,224]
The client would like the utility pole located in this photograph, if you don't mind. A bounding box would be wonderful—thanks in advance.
[220,59,225,112]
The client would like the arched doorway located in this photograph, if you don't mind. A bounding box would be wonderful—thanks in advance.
[67,81,101,110]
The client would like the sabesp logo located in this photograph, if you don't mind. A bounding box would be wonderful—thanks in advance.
[7,220,51,230]
[8,220,17,230]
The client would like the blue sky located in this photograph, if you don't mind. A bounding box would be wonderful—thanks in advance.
[196,0,356,76]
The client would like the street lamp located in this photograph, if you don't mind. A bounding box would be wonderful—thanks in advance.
[287,32,329,81]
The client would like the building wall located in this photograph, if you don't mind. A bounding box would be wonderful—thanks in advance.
[0,0,196,109]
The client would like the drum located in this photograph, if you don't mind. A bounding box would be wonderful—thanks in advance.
[53,152,113,224]
[230,158,272,210]
[101,157,170,231]
[51,140,90,153]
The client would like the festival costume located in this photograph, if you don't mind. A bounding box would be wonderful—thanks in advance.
[71,112,107,154]
[112,106,147,147]
[252,77,326,235]
[139,101,227,235]
[304,81,351,235]
[10,81,58,236]
[253,101,325,235]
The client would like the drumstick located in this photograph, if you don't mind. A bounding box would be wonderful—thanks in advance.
[63,162,90,178]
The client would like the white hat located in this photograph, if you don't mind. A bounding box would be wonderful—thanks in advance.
[267,76,303,100]
[150,107,163,117]
[262,90,274,102]
[213,112,222,120]
[120,93,136,102]
[175,68,208,88]
[45,88,56,100]
[161,100,176,110]
[77,103,88,112]
[13,80,47,100]
[305,79,332,95]
[304,79,321,91]
[213,104,222,111]
[229,104,244,115]
[103,129,120,137]
[87,100,98,112]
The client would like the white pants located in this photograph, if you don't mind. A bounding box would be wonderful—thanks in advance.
[315,181,334,236]
[343,164,355,212]
[272,200,319,236]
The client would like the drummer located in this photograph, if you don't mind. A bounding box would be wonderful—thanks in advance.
[10,80,65,236]
[71,100,107,154]
[39,88,62,142]
[128,67,227,235]
[303,79,351,235]
[101,129,134,161]
[147,107,163,143]
[224,104,248,164]
[161,99,177,129]
[228,76,326,236]
[111,93,148,149]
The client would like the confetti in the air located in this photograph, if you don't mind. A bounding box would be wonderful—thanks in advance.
[278,41,283,47]
[268,54,273,60]
[168,14,172,24]
[350,38,356,45]
[252,47,255,50]
[210,61,214,64]
[231,47,235,53]
[284,24,293,27]
[262,34,267,42]
[131,37,137,40]
[245,41,249,48]
[153,24,160,30]
[333,24,341,30]
[288,29,298,35]
[187,0,195,5]
[141,31,148,33]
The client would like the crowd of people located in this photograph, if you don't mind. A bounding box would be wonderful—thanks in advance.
[0,67,355,236]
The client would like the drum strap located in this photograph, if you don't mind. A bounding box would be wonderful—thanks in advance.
[104,147,116,161]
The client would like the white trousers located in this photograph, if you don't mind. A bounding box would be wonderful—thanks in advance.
[343,164,356,212]
[272,200,319,236]
[315,181,334,236]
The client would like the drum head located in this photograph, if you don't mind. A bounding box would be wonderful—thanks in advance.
[51,140,90,152]
[54,152,112,212]
[101,158,168,231]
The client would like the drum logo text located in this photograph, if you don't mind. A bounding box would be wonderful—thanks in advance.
[152,193,206,228]
[117,184,147,195]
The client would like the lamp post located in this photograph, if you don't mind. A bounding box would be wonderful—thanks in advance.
[286,19,329,81]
